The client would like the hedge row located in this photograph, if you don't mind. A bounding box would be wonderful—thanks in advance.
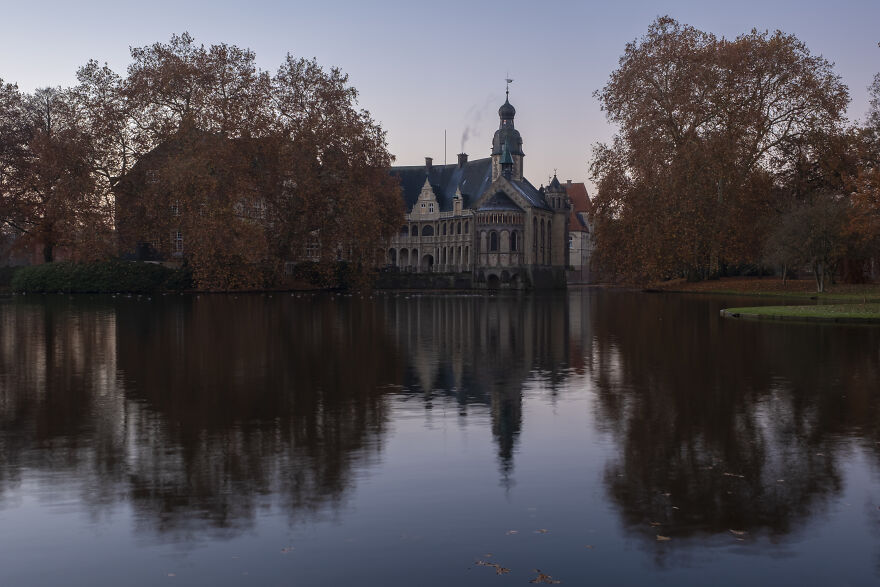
[10,261,192,293]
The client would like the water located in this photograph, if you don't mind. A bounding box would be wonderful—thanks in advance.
[0,290,879,586]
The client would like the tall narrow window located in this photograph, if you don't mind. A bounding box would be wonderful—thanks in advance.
[511,231,518,252]
[540,220,545,264]
[490,231,499,252]
[533,218,538,253]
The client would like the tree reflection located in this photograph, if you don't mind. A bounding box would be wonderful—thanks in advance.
[583,290,880,545]
[0,294,399,539]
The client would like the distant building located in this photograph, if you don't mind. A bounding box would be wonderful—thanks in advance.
[387,92,571,289]
[564,180,593,284]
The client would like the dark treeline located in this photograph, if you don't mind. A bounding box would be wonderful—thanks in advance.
[591,17,880,290]
[0,33,403,289]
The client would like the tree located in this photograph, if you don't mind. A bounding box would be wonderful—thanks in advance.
[591,17,849,282]
[845,57,880,279]
[1,86,111,262]
[116,35,401,289]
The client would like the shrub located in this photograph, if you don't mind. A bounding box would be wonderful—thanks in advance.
[11,261,192,293]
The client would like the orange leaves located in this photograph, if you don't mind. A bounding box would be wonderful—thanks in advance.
[591,17,850,282]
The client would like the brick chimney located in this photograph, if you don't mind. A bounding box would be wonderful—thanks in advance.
[425,157,433,174]
[457,153,468,168]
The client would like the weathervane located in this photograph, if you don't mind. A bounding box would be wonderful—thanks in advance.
[505,75,513,99]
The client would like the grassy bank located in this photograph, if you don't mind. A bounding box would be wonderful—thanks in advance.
[721,303,880,323]
[10,261,192,294]
[655,277,880,303]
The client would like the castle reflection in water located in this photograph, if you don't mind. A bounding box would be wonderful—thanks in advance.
[1,290,879,546]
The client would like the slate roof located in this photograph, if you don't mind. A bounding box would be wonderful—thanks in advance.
[390,159,553,213]
[508,178,552,210]
[479,191,524,212]
[390,158,492,213]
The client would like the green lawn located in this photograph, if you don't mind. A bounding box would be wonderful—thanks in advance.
[721,303,880,322]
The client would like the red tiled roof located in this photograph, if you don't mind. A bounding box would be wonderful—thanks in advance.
[564,182,591,232]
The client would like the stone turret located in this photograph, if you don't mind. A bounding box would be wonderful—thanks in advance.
[545,173,572,268]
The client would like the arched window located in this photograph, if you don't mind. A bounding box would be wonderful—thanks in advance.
[490,231,499,252]
[464,221,469,234]
[442,223,447,235]
[422,225,434,237]
[465,246,469,265]
[457,221,461,235]
[511,231,518,252]
[400,225,409,236]
[410,225,418,237]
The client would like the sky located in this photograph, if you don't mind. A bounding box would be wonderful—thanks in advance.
[1,0,878,192]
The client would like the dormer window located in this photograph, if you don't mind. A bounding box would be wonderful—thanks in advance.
[429,204,434,213]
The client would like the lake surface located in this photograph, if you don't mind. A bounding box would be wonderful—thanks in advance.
[1,289,879,586]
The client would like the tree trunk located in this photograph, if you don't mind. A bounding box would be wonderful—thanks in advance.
[814,261,825,293]
[782,264,787,286]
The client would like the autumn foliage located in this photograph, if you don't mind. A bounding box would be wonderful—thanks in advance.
[590,17,878,289]
[2,33,402,289]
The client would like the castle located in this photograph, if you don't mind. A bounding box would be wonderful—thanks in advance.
[387,91,572,289]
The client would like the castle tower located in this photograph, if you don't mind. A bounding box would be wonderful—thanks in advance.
[491,88,524,181]
[545,173,572,268]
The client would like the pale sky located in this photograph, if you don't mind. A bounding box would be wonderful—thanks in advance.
[2,0,878,191]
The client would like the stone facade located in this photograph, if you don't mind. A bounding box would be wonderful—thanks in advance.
[387,94,571,289]
[564,181,594,284]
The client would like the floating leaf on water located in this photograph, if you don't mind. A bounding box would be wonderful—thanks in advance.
[649,521,662,527]
[535,528,549,534]
[723,472,745,478]
[656,535,671,541]
[476,560,511,575]
[506,530,519,535]
[585,544,594,549]
[529,570,562,584]
[729,530,747,536]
